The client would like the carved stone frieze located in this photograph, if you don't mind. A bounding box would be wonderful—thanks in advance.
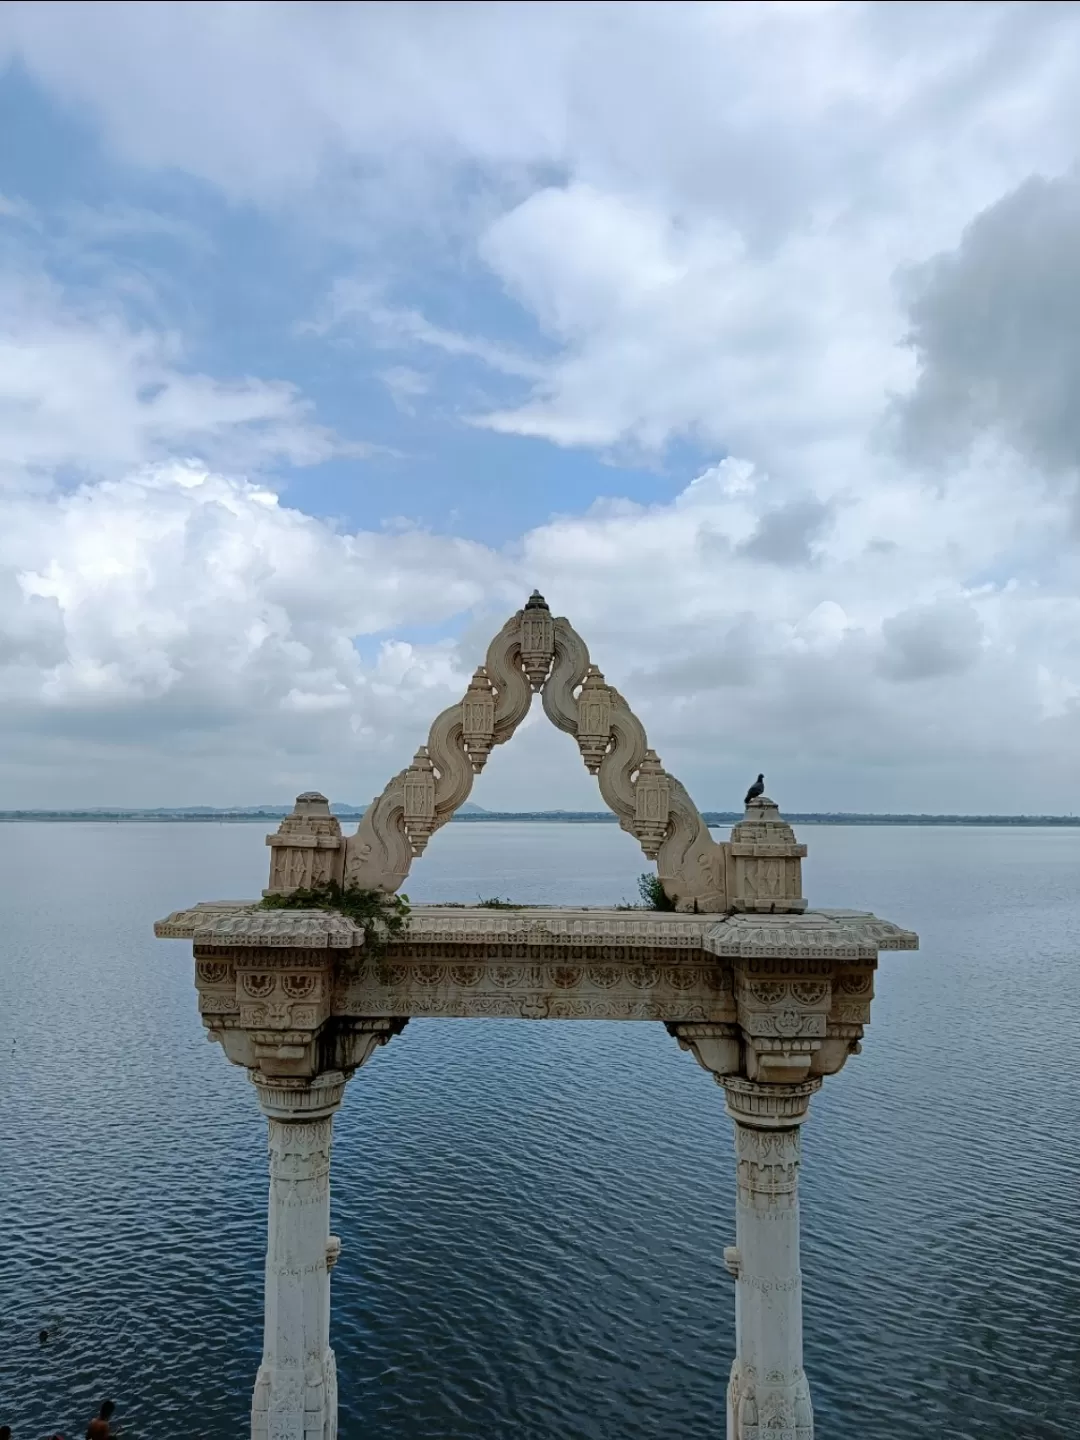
[335,956,735,1023]
[402,908,714,946]
[167,906,916,1086]
[735,972,832,1083]
[734,1124,802,1209]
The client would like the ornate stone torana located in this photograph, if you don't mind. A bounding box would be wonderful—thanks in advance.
[155,593,919,1440]
[325,591,752,913]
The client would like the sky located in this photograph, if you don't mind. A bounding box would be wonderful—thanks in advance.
[2,1,1080,814]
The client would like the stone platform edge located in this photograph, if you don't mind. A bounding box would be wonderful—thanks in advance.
[154,902,918,958]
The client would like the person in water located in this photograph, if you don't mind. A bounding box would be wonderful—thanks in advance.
[86,1400,118,1438]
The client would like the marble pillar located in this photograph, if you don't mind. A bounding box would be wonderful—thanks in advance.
[722,1077,819,1440]
[251,1070,346,1440]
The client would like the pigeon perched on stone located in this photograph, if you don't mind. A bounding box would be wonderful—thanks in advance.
[744,773,765,806]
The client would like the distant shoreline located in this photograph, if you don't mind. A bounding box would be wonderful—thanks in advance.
[1,809,1078,827]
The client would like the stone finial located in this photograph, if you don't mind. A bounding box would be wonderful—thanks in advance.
[295,790,332,812]
[265,792,344,896]
[403,746,437,855]
[520,589,555,690]
[728,794,807,914]
[575,665,613,773]
[633,749,671,858]
[461,666,496,772]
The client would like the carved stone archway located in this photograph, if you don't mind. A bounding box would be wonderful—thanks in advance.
[268,591,805,915]
[157,592,918,1440]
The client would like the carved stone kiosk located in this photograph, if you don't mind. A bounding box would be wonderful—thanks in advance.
[156,594,917,1440]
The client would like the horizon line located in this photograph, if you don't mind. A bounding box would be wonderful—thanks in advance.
[1,806,1078,823]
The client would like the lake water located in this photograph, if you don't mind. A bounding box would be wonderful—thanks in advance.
[2,820,1079,1439]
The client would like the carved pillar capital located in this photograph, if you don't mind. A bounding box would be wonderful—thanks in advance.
[666,1021,741,1079]
[722,1075,821,1131]
[251,1068,349,1121]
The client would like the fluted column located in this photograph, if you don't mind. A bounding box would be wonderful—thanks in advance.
[722,1077,819,1440]
[251,1070,346,1440]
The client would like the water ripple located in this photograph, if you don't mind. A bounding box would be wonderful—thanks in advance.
[1,822,1078,1438]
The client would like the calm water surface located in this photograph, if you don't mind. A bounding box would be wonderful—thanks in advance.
[2,821,1079,1438]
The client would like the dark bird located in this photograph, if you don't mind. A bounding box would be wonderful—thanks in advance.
[744,773,765,806]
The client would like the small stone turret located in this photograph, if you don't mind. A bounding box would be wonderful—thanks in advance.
[728,795,807,914]
[520,589,555,690]
[265,792,344,896]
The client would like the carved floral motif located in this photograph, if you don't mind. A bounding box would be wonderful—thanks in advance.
[241,973,276,998]
[281,973,319,1000]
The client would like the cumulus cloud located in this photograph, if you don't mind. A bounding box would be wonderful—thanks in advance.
[2,2,1080,815]
[9,2,1073,469]
[1,451,1078,812]
[511,459,1080,810]
[877,600,984,682]
[0,462,509,804]
[895,171,1080,486]
[737,497,834,568]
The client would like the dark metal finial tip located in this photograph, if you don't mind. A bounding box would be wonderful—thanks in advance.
[524,589,549,610]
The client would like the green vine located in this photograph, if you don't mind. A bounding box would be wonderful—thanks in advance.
[259,882,411,954]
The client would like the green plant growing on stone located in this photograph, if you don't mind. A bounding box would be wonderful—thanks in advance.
[637,871,676,911]
[260,882,410,954]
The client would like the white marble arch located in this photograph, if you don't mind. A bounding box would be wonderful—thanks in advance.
[265,591,806,916]
[155,590,917,1440]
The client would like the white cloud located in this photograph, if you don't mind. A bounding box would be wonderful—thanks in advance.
[0,270,351,485]
[2,3,1080,813]
[877,600,985,682]
[6,2,1078,463]
[2,450,1076,813]
[0,461,508,805]
[313,281,544,382]
[895,170,1080,487]
[512,456,1080,812]
[379,366,430,415]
